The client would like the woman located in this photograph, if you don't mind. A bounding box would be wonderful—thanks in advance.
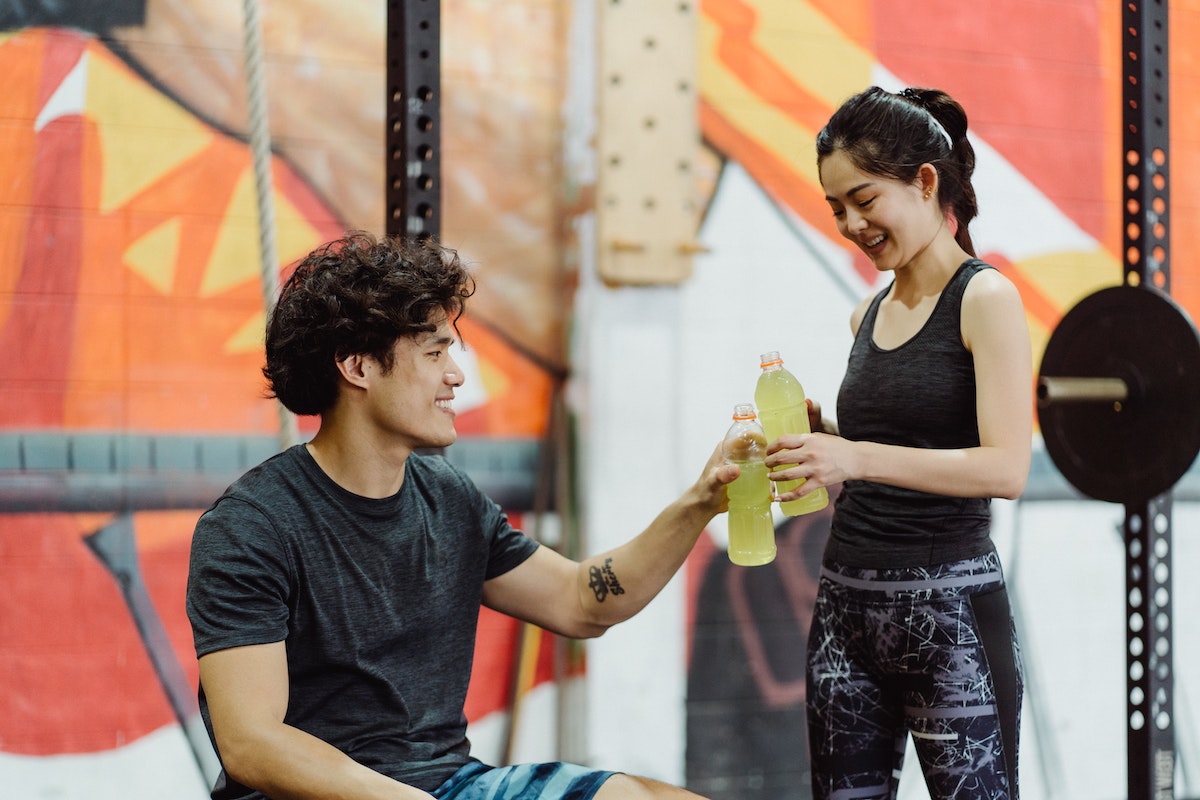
[767,86,1031,799]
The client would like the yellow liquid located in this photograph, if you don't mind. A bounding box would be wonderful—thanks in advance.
[755,366,829,516]
[727,460,776,565]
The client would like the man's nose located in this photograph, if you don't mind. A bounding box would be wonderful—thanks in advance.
[445,358,465,386]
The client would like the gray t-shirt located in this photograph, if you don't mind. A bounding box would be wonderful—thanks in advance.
[187,445,540,798]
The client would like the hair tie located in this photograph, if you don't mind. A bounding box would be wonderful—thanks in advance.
[897,88,954,150]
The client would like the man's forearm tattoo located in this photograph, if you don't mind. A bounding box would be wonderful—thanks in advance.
[587,557,626,602]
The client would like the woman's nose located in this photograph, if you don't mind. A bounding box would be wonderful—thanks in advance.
[844,208,867,233]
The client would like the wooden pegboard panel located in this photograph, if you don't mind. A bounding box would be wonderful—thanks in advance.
[597,0,703,285]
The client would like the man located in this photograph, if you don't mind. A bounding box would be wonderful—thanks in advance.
[187,232,736,799]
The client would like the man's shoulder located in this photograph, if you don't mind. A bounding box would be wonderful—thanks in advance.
[232,443,297,486]
[406,450,475,493]
[201,446,310,519]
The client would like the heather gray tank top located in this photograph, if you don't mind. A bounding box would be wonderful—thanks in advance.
[829,259,993,568]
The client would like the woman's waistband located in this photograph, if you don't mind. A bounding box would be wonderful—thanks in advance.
[820,550,1005,601]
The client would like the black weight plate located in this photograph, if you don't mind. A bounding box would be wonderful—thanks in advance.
[1037,285,1200,504]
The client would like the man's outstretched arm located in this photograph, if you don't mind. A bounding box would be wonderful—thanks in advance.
[482,442,737,640]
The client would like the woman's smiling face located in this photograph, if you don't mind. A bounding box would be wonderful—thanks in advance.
[819,149,941,273]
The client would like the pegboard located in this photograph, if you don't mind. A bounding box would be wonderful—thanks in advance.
[596,0,703,285]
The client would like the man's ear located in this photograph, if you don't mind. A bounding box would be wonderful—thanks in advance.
[335,353,370,389]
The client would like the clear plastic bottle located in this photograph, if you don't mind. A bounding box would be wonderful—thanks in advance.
[754,351,829,516]
[722,403,776,566]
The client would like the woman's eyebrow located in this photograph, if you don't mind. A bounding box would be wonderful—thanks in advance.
[825,181,874,202]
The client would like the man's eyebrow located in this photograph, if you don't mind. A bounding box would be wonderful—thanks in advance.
[416,331,456,347]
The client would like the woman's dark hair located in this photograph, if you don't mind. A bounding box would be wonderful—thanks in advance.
[263,231,475,415]
[816,86,978,256]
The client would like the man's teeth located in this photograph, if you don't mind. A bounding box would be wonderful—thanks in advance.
[436,400,452,410]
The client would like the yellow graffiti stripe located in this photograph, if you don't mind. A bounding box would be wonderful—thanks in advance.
[699,13,820,190]
[203,166,319,300]
[124,218,181,294]
[1014,248,1122,361]
[753,0,874,109]
[86,49,214,214]
[1021,249,1122,312]
[698,0,879,204]
[226,309,269,354]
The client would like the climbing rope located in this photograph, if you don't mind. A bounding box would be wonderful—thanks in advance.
[241,0,299,450]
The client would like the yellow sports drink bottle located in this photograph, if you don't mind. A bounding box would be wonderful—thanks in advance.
[722,403,776,566]
[754,351,829,516]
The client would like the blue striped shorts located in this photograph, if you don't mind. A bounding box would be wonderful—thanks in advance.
[433,760,617,800]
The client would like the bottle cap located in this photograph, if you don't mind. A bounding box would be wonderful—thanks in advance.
[759,351,783,368]
[732,403,757,420]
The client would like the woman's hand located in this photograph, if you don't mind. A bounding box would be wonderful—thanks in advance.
[764,432,855,500]
[806,397,839,436]
[806,398,823,433]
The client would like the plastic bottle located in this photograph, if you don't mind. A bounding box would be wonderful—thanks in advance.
[754,351,829,516]
[722,403,776,566]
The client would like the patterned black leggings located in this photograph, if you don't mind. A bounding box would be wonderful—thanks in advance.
[806,551,1023,800]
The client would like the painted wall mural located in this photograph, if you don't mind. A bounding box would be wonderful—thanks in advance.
[1,2,561,796]
[2,1,1199,798]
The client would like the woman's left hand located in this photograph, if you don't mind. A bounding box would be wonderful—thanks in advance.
[764,432,855,499]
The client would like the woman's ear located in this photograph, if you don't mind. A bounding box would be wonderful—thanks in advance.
[917,163,939,200]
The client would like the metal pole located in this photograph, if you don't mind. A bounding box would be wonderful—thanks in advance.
[1122,2,1175,797]
[385,0,441,240]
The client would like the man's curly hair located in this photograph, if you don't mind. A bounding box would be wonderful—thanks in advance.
[263,231,475,416]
